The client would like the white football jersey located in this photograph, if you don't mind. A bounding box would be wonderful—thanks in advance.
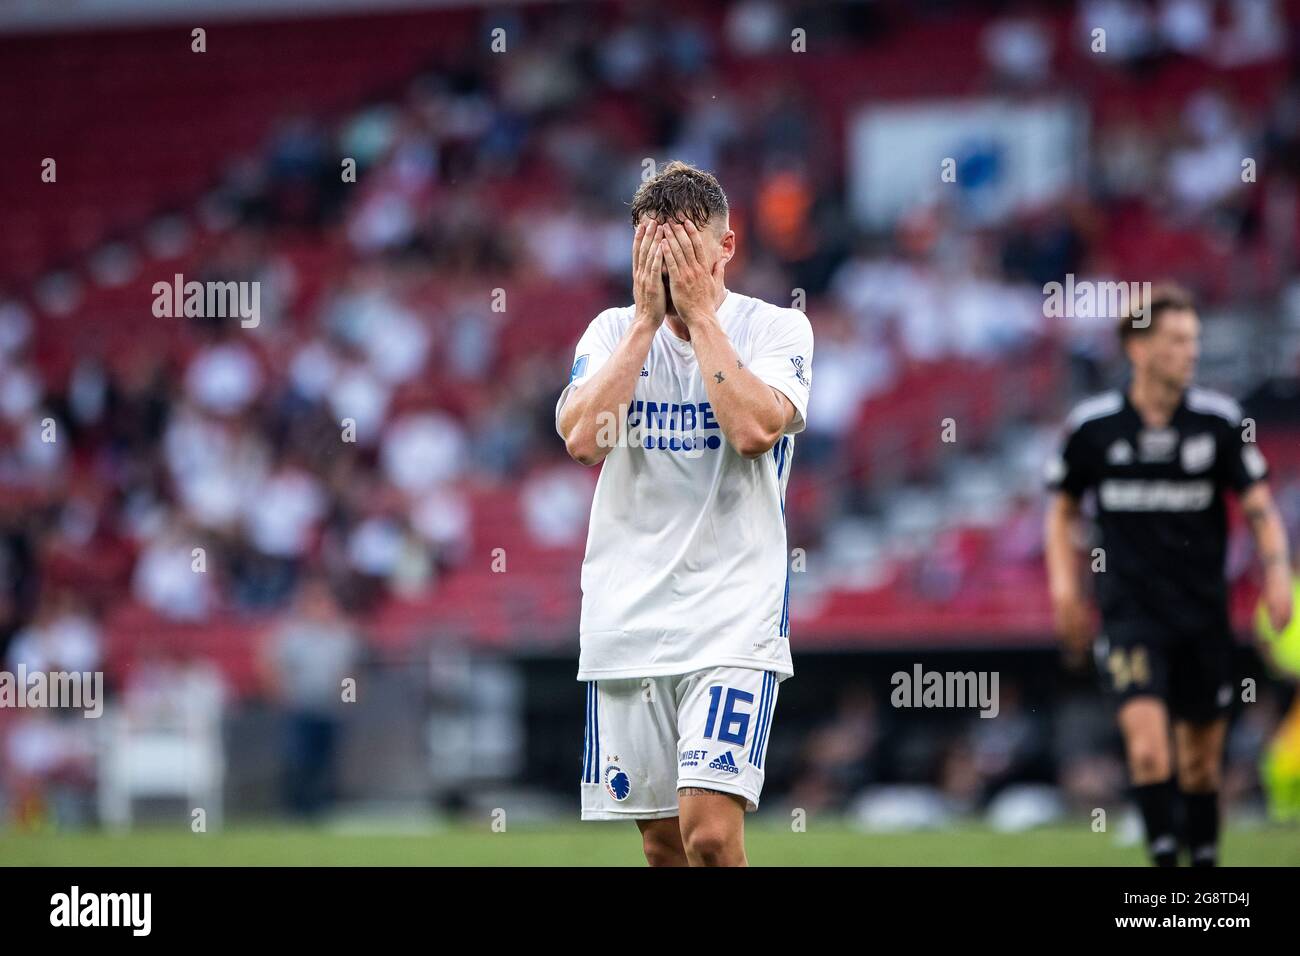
[555,290,813,681]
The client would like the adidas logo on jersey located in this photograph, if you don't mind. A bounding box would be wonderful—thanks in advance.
[707,751,741,774]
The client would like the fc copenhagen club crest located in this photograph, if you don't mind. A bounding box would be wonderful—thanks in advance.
[1180,433,1216,474]
[604,765,631,802]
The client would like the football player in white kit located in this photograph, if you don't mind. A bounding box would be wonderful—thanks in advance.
[556,162,813,865]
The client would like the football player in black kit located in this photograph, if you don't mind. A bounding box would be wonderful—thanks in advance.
[1044,285,1293,866]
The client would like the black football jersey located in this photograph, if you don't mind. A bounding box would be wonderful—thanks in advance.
[1046,387,1269,633]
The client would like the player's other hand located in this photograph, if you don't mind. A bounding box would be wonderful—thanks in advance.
[662,219,721,326]
[632,220,667,329]
[1263,567,1294,634]
[1052,592,1093,668]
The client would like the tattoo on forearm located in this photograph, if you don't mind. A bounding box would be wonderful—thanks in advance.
[1245,505,1274,525]
[737,360,744,369]
[714,371,725,384]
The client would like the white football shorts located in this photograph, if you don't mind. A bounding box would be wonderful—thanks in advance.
[580,666,781,820]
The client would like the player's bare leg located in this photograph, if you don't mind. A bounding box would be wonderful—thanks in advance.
[1117,696,1178,865]
[1174,717,1227,789]
[1173,718,1228,866]
[636,817,688,867]
[677,788,747,867]
[1118,697,1172,782]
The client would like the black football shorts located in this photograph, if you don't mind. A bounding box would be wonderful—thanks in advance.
[1093,620,1235,723]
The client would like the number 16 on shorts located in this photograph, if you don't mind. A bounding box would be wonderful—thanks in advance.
[704,685,753,746]
[678,668,779,808]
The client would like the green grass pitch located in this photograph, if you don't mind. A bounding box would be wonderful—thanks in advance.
[4,823,1298,866]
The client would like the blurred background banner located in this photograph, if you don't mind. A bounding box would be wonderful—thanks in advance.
[0,0,1297,861]
[849,100,1086,227]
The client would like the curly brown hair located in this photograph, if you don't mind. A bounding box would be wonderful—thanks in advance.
[630,160,729,230]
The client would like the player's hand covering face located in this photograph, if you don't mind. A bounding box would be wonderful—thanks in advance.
[632,219,668,327]
[661,219,722,325]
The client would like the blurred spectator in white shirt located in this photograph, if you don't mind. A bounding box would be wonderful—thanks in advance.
[0,298,32,359]
[983,13,1053,86]
[381,410,466,493]
[132,518,215,621]
[0,361,43,423]
[185,340,263,416]
[6,590,102,675]
[411,485,471,565]
[1214,0,1285,67]
[521,466,594,548]
[327,362,391,448]
[243,463,326,560]
[1167,90,1248,212]
[725,0,785,56]
[1078,0,1156,62]
[804,310,894,465]
[1157,0,1214,56]
[164,406,269,532]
